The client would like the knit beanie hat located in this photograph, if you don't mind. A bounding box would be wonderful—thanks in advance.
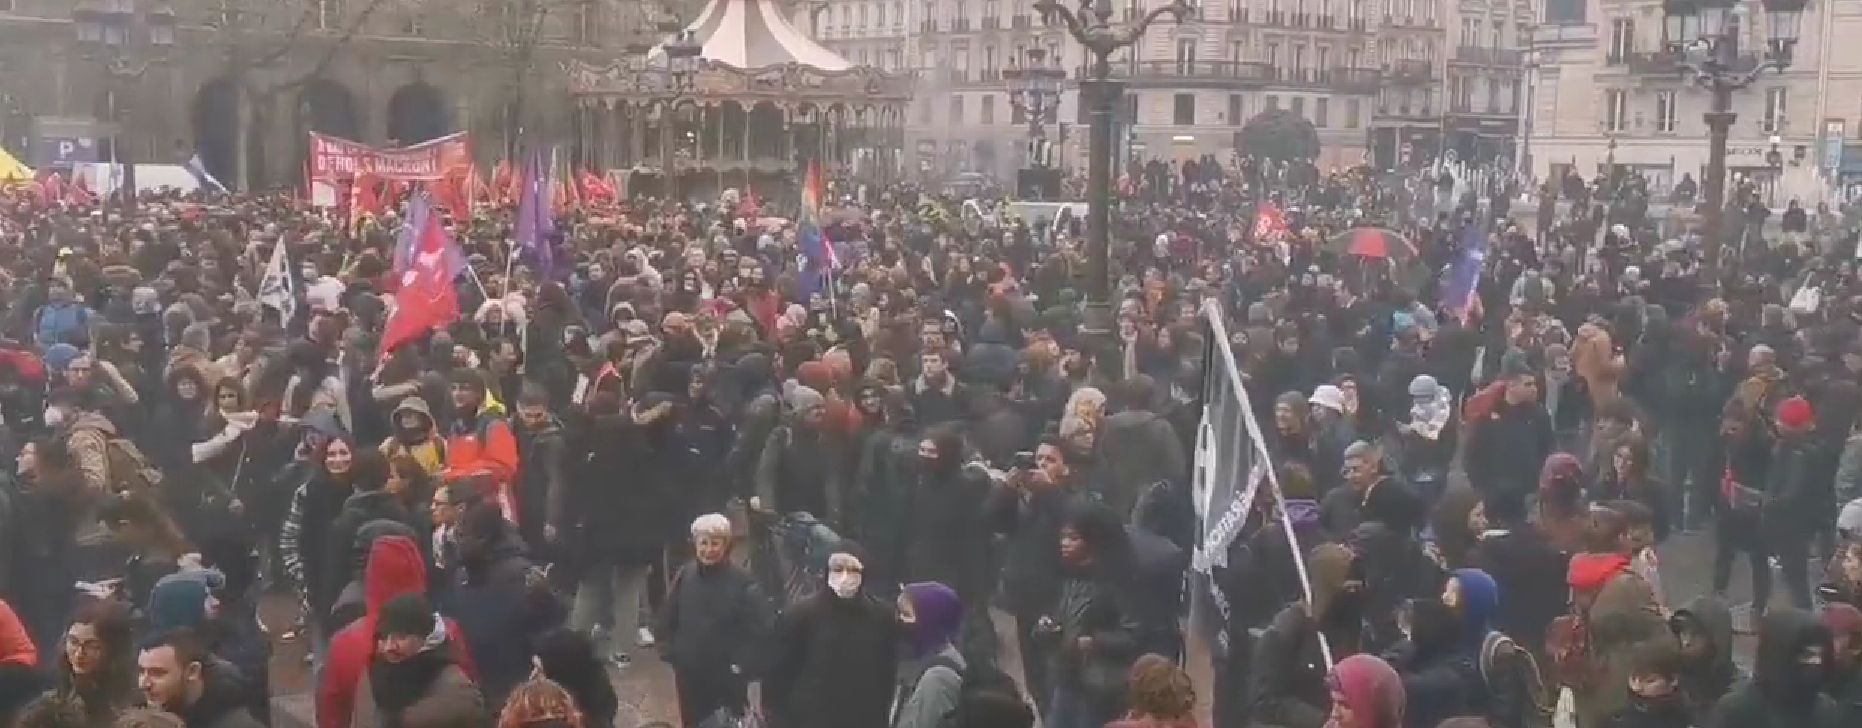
[1776,396,1815,430]
[376,593,436,639]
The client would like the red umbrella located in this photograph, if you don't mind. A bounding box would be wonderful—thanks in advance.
[1328,227,1418,261]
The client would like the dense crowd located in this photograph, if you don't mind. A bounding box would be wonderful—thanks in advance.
[0,155,1854,728]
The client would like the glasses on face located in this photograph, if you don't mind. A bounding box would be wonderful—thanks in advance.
[65,636,104,654]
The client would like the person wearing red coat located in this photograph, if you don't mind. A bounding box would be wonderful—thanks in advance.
[317,536,478,728]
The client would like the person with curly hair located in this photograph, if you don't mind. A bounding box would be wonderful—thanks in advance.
[112,707,189,728]
[1108,654,1198,728]
[496,678,582,728]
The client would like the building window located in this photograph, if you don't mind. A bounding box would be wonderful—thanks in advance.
[1603,89,1627,131]
[1654,90,1677,133]
[1316,97,1330,127]
[920,98,934,124]
[1229,94,1244,124]
[1177,36,1197,73]
[1174,93,1197,125]
[1266,94,1280,111]
[1231,40,1246,62]
[1460,17,1478,47]
[1292,96,1306,117]
[982,95,996,124]
[1346,98,1360,127]
[1762,87,1786,133]
[1607,18,1634,63]
[952,95,966,125]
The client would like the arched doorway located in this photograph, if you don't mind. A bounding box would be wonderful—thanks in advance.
[386,83,450,146]
[190,78,246,188]
[297,79,361,181]
[300,79,362,140]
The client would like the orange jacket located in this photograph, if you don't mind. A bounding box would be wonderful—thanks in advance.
[443,414,521,518]
[0,600,36,668]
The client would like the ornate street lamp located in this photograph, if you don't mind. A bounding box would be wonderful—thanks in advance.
[1034,0,1193,363]
[1004,47,1065,137]
[1662,0,1804,290]
[657,23,704,198]
[74,1,177,207]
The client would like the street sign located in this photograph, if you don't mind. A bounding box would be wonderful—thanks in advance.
[35,135,100,166]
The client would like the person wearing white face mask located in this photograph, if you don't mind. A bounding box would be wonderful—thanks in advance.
[763,542,901,728]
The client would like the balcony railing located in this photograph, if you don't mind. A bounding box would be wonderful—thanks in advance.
[1453,46,1526,66]
[1012,14,1031,29]
[1625,50,1680,76]
[1080,60,1278,83]
[1265,9,1286,25]
[1386,59,1435,83]
[1331,66,1381,93]
[982,16,999,29]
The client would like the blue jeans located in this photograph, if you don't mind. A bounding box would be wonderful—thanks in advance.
[1047,684,1118,728]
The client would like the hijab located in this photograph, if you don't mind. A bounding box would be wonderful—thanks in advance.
[1325,654,1404,728]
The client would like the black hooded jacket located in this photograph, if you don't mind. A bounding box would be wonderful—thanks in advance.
[1704,609,1846,728]
[1671,595,1740,717]
[175,658,265,728]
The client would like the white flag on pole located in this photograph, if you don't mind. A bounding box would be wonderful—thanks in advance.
[257,240,296,323]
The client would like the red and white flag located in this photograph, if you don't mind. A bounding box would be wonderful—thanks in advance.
[381,208,460,355]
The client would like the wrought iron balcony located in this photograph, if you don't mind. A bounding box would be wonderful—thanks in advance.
[1080,60,1277,86]
[1330,66,1381,93]
[1386,59,1436,84]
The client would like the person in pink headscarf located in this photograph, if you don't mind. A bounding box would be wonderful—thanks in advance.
[1325,654,1405,728]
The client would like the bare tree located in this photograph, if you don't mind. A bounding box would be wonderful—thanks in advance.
[457,0,589,158]
[199,0,392,189]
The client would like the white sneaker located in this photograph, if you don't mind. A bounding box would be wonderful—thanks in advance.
[636,627,656,648]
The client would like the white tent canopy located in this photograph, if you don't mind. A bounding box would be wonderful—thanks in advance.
[652,0,851,71]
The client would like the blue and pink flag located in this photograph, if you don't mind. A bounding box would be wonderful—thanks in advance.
[1441,223,1487,322]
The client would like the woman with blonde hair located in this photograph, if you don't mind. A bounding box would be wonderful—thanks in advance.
[1108,654,1199,728]
[497,678,583,728]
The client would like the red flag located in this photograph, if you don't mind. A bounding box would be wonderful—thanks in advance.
[381,214,459,355]
[38,173,62,207]
[64,174,97,206]
[1252,202,1288,244]
[490,160,514,204]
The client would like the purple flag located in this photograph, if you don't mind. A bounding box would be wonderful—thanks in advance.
[514,148,556,276]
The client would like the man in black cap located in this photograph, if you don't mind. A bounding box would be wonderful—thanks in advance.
[354,594,483,728]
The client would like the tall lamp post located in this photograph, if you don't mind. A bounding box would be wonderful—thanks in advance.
[1033,0,1192,350]
[1004,47,1065,198]
[1662,0,1803,290]
[73,1,177,211]
[658,22,703,200]
[1004,48,1065,140]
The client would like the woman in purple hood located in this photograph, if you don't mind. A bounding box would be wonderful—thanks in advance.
[894,582,966,728]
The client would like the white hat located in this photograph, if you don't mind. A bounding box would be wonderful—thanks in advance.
[1839,499,1862,540]
[1309,385,1345,413]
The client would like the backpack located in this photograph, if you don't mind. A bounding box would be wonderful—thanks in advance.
[922,655,1023,728]
[1479,630,1552,720]
[102,435,164,498]
[1545,568,1629,691]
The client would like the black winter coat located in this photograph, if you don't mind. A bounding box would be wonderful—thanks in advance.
[763,591,899,728]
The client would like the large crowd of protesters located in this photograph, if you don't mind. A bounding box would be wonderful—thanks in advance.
[0,152,1854,728]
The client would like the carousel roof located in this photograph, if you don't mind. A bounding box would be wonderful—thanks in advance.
[656,0,852,71]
